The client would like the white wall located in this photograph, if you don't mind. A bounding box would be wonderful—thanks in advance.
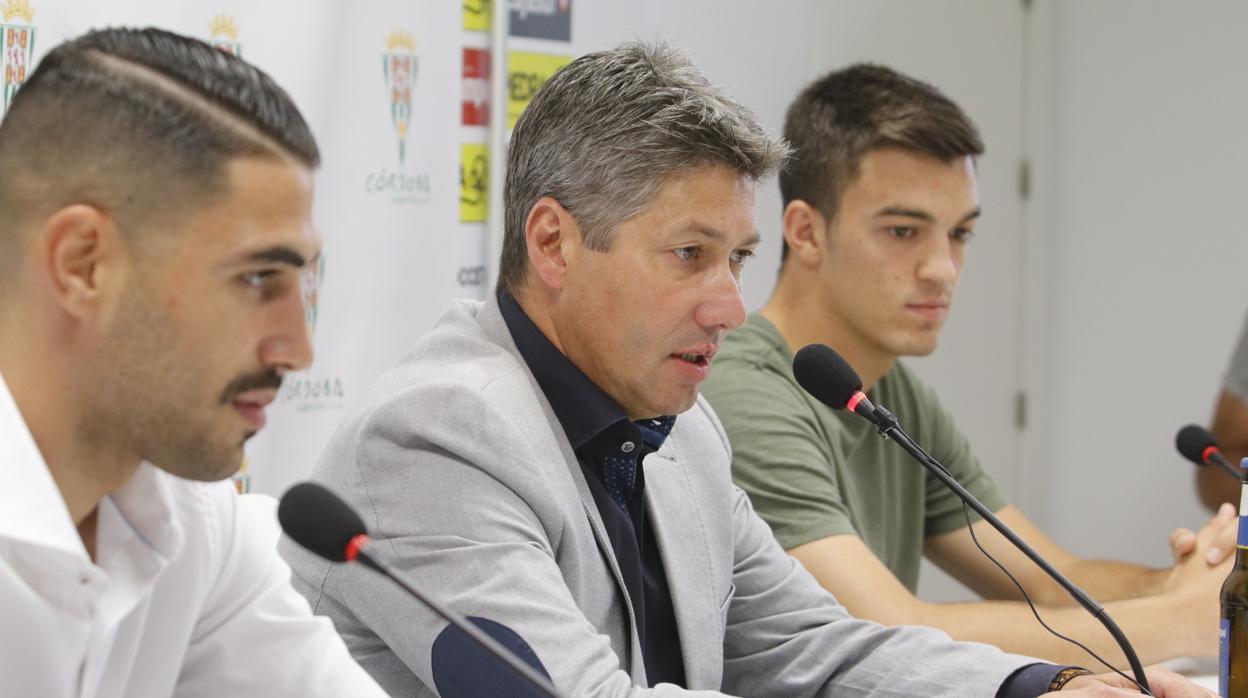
[1022,0,1248,565]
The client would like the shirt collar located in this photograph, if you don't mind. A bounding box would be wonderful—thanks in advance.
[0,371,84,557]
[635,415,676,451]
[499,292,676,449]
[0,371,182,561]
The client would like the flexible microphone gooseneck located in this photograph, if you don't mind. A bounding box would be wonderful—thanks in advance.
[791,344,1152,695]
[278,482,567,698]
[1176,423,1244,481]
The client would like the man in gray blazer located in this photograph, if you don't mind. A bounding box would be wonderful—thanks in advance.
[280,43,1199,697]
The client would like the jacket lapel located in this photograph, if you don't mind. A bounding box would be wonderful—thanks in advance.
[577,487,648,686]
[643,448,723,690]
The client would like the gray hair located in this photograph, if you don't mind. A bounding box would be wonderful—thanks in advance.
[498,41,789,295]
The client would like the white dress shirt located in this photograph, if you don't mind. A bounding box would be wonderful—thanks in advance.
[0,373,388,697]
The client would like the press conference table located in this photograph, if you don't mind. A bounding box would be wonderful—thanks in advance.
[1165,655,1217,691]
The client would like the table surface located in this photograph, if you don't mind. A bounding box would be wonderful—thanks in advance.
[1163,655,1217,691]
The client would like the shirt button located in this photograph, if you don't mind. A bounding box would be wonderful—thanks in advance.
[621,441,635,453]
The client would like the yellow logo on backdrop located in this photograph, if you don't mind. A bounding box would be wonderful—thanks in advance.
[209,14,241,57]
[1,0,36,115]
[460,143,488,223]
[1,0,32,21]
[463,0,492,32]
[507,51,571,129]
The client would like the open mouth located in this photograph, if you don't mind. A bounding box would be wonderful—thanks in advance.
[675,352,711,367]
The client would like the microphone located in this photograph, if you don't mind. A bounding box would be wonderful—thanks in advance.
[1176,424,1243,480]
[279,482,567,698]
[793,344,883,426]
[791,344,1151,694]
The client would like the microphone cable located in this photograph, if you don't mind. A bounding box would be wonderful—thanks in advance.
[955,500,1152,695]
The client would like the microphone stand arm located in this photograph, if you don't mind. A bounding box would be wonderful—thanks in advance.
[871,405,1151,694]
[355,549,568,698]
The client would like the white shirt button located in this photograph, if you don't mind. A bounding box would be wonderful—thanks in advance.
[621,441,635,453]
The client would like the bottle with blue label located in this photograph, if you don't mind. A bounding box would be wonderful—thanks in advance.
[1220,458,1248,696]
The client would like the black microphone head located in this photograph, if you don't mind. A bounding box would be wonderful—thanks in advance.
[793,343,863,410]
[1175,424,1220,466]
[278,482,368,562]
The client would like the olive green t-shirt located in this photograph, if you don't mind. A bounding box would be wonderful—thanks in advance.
[701,314,1008,592]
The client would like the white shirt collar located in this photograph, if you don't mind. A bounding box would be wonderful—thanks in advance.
[0,371,183,562]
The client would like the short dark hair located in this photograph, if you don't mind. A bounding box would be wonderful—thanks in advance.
[0,27,319,281]
[498,42,788,296]
[779,63,983,262]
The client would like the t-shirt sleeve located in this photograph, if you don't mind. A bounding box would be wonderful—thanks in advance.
[1225,312,1248,402]
[702,358,858,550]
[909,375,1010,537]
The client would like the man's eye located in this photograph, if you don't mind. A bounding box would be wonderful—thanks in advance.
[888,226,915,239]
[951,228,975,242]
[674,246,700,261]
[730,249,755,267]
[241,270,279,289]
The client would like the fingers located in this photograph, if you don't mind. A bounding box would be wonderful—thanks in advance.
[1204,502,1238,565]
[1169,527,1196,562]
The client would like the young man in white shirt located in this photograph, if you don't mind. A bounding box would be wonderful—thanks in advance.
[0,27,386,697]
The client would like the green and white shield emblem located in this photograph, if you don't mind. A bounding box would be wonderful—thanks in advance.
[1,21,35,114]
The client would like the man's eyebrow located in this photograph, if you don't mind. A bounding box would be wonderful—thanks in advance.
[687,224,760,247]
[956,207,983,226]
[874,206,935,222]
[238,246,309,268]
[873,206,982,226]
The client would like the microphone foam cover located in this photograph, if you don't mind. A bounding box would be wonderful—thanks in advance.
[793,344,863,410]
[278,482,368,562]
[1175,424,1219,466]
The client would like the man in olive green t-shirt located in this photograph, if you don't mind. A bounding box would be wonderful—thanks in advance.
[704,316,1005,592]
[702,63,1233,667]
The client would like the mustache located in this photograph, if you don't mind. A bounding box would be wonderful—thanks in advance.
[218,369,284,404]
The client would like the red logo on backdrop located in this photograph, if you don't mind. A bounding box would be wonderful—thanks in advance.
[462,47,490,126]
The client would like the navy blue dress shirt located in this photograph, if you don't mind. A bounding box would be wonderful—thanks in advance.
[499,293,687,687]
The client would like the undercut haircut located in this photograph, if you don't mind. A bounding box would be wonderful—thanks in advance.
[0,27,319,283]
[779,63,983,263]
[498,41,789,296]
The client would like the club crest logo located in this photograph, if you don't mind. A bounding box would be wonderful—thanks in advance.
[364,30,429,203]
[232,456,251,494]
[209,14,241,57]
[382,31,417,165]
[302,254,325,335]
[1,0,36,115]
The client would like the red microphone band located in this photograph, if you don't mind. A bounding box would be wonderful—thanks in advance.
[1203,445,1222,465]
[846,391,867,414]
[345,534,370,563]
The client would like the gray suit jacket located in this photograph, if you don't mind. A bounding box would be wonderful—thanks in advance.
[280,296,1035,697]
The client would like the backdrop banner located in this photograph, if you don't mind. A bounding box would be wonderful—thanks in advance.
[0,0,577,496]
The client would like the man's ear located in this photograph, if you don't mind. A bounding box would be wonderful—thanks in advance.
[38,204,128,321]
[524,197,579,291]
[782,199,829,268]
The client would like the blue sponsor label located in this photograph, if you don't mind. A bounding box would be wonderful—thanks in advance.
[1223,617,1231,697]
[1240,516,1248,548]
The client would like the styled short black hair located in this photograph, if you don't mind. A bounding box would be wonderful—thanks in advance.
[780,64,983,262]
[0,26,319,278]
